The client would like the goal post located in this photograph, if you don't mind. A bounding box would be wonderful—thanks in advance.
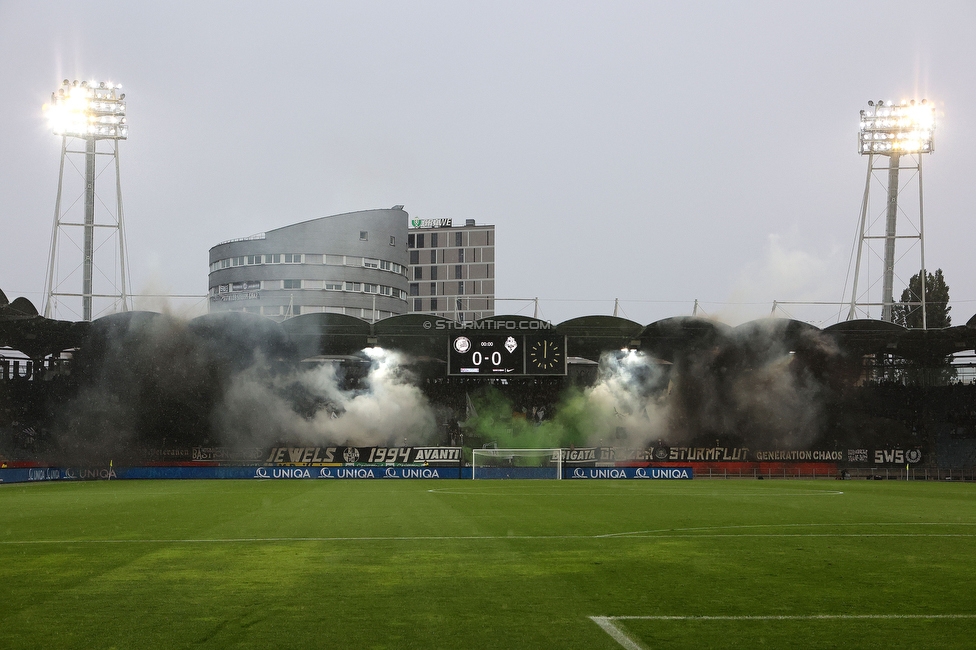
[471,448,564,480]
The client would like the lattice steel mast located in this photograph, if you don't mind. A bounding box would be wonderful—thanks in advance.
[43,79,130,321]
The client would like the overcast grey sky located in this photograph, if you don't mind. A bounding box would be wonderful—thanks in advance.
[1,1,974,326]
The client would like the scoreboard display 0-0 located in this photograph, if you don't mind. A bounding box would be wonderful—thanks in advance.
[448,334,566,376]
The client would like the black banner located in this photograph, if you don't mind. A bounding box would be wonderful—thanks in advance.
[261,446,462,466]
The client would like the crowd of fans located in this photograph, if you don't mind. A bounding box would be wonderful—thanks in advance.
[4,355,976,464]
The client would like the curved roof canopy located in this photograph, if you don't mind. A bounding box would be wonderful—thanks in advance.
[0,295,88,359]
[279,313,370,359]
[556,315,644,361]
[371,314,454,360]
[639,317,734,361]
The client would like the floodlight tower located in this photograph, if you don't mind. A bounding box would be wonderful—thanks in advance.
[43,79,130,321]
[847,99,935,325]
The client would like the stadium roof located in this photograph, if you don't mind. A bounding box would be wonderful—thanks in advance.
[3,287,976,365]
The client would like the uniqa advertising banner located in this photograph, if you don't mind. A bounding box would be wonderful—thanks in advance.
[566,467,693,480]
[254,466,456,479]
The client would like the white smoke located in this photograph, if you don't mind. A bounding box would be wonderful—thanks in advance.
[215,347,438,447]
[569,321,837,449]
[578,351,670,445]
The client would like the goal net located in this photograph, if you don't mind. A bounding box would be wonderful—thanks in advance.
[471,448,564,480]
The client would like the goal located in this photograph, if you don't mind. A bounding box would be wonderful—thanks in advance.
[471,448,564,480]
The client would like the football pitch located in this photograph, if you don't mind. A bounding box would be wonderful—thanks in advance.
[2,478,976,648]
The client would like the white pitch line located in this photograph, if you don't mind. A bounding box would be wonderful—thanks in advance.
[604,614,976,621]
[589,617,646,650]
[2,531,976,545]
[596,521,976,538]
[590,614,976,649]
[427,488,846,497]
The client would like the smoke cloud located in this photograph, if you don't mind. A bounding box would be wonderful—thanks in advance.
[214,347,437,448]
[47,313,439,462]
[31,305,845,463]
[464,318,842,451]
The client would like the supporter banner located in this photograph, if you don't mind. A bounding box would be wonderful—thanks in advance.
[144,448,194,462]
[192,447,265,462]
[606,447,923,466]
[261,446,461,465]
[567,467,693,480]
[553,448,599,464]
[753,448,922,465]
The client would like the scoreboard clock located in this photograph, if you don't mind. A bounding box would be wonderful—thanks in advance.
[525,335,566,375]
[448,334,566,376]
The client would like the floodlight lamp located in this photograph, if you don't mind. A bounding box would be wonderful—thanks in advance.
[858,99,934,155]
[44,79,128,140]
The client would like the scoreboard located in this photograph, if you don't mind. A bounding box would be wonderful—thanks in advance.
[448,334,566,376]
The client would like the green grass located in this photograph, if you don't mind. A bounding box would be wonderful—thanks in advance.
[2,479,976,648]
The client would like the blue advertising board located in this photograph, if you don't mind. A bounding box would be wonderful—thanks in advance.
[1,465,693,484]
[565,466,693,479]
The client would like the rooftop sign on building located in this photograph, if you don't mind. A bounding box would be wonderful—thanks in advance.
[410,218,453,229]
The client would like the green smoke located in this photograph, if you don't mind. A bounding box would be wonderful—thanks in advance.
[463,385,605,449]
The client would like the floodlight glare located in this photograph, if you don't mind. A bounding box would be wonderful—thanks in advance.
[43,77,131,322]
[848,97,938,327]
[43,79,127,139]
[858,99,934,155]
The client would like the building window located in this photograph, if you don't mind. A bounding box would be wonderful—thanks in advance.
[455,265,463,279]
[430,282,436,296]
[360,231,368,241]
[364,258,379,268]
[431,233,438,248]
[458,281,464,295]
[407,234,415,248]
[455,232,463,247]
[414,267,423,280]
[409,250,419,265]
[430,266,438,280]
[380,285,392,296]
[283,279,302,289]
[414,298,422,311]
[430,298,438,311]
[345,282,361,292]
[364,283,379,294]
[458,248,464,263]
[416,233,425,248]
[325,282,343,291]
[409,283,419,296]
[283,253,302,264]
[390,236,396,246]
[221,259,230,269]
